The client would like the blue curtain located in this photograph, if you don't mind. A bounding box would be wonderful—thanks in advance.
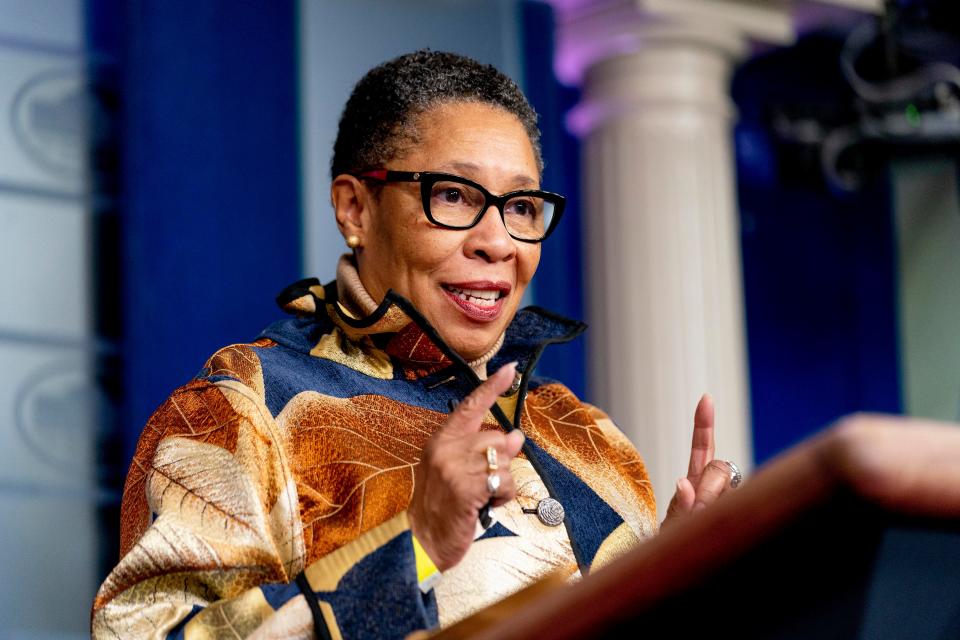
[521,1,587,400]
[734,34,902,462]
[86,0,303,467]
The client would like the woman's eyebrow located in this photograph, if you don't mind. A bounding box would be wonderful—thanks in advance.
[440,161,482,176]
[441,162,538,189]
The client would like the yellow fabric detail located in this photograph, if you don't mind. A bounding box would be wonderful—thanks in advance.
[309,284,326,301]
[184,587,276,639]
[412,534,441,592]
[327,302,411,339]
[304,511,411,591]
[495,394,518,424]
[590,522,641,571]
[283,294,316,315]
[310,326,393,379]
[335,300,358,320]
[318,601,344,640]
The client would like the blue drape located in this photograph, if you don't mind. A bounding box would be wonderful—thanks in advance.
[521,1,587,400]
[87,0,303,465]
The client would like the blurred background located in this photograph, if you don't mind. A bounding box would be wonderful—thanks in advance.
[1,0,958,636]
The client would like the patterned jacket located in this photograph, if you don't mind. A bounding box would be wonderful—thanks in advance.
[91,279,657,639]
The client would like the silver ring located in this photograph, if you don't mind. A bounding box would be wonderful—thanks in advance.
[724,460,742,488]
[486,472,501,495]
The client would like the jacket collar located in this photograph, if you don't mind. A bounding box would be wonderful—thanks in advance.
[275,277,586,381]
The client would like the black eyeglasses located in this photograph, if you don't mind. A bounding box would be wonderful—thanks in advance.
[353,169,565,243]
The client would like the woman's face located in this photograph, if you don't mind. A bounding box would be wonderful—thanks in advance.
[353,102,541,361]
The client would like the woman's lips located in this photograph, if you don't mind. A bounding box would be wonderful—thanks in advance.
[441,281,511,322]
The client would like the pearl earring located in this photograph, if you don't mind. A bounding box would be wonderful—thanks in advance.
[346,235,361,249]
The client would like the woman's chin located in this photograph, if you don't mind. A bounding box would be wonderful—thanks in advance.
[437,324,506,363]
[444,336,492,362]
[424,294,514,362]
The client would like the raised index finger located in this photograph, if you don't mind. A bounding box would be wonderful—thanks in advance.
[443,362,518,437]
[686,393,715,482]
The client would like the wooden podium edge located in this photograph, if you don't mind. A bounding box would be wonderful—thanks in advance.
[430,415,960,640]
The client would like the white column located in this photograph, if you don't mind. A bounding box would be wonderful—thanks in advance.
[549,0,796,514]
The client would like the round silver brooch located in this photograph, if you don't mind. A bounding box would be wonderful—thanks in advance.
[536,498,565,527]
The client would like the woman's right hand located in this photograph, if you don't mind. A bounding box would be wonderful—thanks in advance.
[408,362,526,571]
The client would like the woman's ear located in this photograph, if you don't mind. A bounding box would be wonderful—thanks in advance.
[331,175,372,247]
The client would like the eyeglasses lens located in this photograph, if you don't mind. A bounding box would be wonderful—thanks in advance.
[428,180,554,241]
[429,181,485,226]
[504,195,554,241]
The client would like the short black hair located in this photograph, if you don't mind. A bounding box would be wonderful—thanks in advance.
[331,50,543,179]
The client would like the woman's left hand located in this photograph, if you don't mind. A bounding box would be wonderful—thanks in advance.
[662,394,739,528]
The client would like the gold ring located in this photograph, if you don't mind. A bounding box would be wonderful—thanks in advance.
[486,445,498,472]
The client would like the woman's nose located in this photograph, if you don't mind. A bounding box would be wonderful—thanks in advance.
[463,204,516,262]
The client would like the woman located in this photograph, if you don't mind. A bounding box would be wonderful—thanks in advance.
[92,50,738,639]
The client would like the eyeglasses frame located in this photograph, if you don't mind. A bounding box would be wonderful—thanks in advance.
[352,169,566,243]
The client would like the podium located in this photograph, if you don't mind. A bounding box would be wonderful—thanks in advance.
[433,416,960,639]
